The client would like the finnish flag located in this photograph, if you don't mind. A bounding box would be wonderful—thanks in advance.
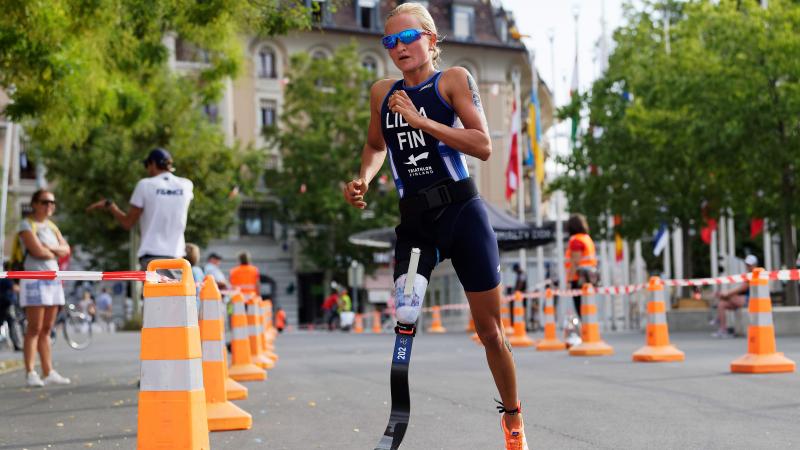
[653,223,668,257]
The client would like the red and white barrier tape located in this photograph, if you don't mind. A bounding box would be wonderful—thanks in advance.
[0,270,168,283]
[418,268,800,314]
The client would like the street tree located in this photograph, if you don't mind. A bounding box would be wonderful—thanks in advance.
[265,43,399,287]
[0,1,311,268]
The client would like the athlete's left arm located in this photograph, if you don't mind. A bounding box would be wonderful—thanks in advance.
[389,67,491,161]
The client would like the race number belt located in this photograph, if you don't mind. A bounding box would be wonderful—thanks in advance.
[398,178,478,217]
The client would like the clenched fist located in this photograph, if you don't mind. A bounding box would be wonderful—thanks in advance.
[343,178,369,209]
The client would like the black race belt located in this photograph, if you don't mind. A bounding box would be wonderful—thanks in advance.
[398,178,478,217]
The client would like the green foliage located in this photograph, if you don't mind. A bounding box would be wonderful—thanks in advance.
[265,43,399,277]
[0,1,310,269]
[554,0,800,276]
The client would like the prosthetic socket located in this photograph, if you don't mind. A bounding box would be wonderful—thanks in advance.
[394,273,428,325]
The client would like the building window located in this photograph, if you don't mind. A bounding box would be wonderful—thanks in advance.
[19,147,36,180]
[357,0,378,29]
[400,0,428,8]
[362,56,378,75]
[453,5,474,41]
[203,104,219,123]
[257,47,277,78]
[239,204,273,237]
[260,100,277,129]
[175,37,210,63]
[308,0,328,25]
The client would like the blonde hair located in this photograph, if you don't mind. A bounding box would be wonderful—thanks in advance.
[386,2,442,69]
[185,243,200,266]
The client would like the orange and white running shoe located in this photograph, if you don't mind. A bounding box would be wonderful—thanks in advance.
[498,401,529,450]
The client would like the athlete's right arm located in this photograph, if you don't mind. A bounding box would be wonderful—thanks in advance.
[344,80,392,210]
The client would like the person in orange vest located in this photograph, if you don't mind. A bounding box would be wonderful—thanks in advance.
[275,307,286,333]
[565,214,597,319]
[229,251,260,296]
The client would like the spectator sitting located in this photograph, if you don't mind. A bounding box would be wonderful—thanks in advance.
[203,252,229,290]
[713,254,758,338]
[96,287,114,332]
[79,290,96,320]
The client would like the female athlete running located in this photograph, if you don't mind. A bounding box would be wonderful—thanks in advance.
[343,4,527,449]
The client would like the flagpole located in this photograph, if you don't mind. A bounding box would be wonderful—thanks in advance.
[512,69,526,296]
[554,191,567,326]
[763,218,772,270]
[634,239,644,329]
[0,121,13,263]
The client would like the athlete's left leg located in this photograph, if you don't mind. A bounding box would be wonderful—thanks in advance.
[447,199,524,434]
[466,286,521,430]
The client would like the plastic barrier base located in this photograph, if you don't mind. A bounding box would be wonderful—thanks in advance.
[228,363,267,381]
[632,345,685,362]
[138,390,210,450]
[207,400,253,431]
[536,339,567,351]
[225,377,248,400]
[569,340,614,356]
[427,325,446,333]
[252,354,275,370]
[509,335,536,348]
[730,352,796,374]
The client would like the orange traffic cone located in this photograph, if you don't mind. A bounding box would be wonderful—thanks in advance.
[466,315,475,333]
[569,284,614,356]
[228,292,267,381]
[372,310,382,334]
[537,288,567,351]
[427,305,447,333]
[633,277,684,362]
[264,299,278,341]
[353,313,364,334]
[247,296,274,370]
[219,295,248,400]
[261,299,278,363]
[199,276,252,431]
[501,303,514,335]
[137,259,209,450]
[508,291,535,347]
[731,268,796,374]
[468,314,480,343]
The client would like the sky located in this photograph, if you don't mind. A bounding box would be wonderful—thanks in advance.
[500,0,629,169]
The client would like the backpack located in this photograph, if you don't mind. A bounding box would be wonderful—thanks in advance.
[9,218,60,271]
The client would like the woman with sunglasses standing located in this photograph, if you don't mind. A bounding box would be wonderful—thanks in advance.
[343,3,527,449]
[18,190,72,387]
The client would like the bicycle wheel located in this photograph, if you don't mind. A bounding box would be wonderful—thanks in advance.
[63,312,92,350]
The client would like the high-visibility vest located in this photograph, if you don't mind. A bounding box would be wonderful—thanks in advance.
[565,233,597,281]
[230,264,259,295]
[275,310,286,329]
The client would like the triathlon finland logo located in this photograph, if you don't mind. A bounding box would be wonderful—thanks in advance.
[404,152,429,167]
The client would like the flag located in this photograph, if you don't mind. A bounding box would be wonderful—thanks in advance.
[750,218,764,239]
[614,215,623,261]
[527,78,544,185]
[569,46,579,147]
[700,218,717,245]
[653,223,668,256]
[505,99,520,201]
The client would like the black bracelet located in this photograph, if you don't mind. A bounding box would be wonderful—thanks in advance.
[104,199,112,209]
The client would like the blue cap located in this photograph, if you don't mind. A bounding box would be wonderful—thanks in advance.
[143,147,174,171]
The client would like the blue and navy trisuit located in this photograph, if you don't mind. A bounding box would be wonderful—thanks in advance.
[380,71,501,292]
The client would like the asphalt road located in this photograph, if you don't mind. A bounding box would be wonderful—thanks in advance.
[1,329,799,449]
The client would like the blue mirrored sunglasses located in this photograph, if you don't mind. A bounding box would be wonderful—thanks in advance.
[381,28,429,49]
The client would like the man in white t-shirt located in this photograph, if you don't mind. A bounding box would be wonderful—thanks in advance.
[88,148,194,272]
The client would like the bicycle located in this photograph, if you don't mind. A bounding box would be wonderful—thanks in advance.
[13,302,92,350]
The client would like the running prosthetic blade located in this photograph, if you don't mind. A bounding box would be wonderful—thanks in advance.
[375,248,420,450]
[375,323,415,450]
